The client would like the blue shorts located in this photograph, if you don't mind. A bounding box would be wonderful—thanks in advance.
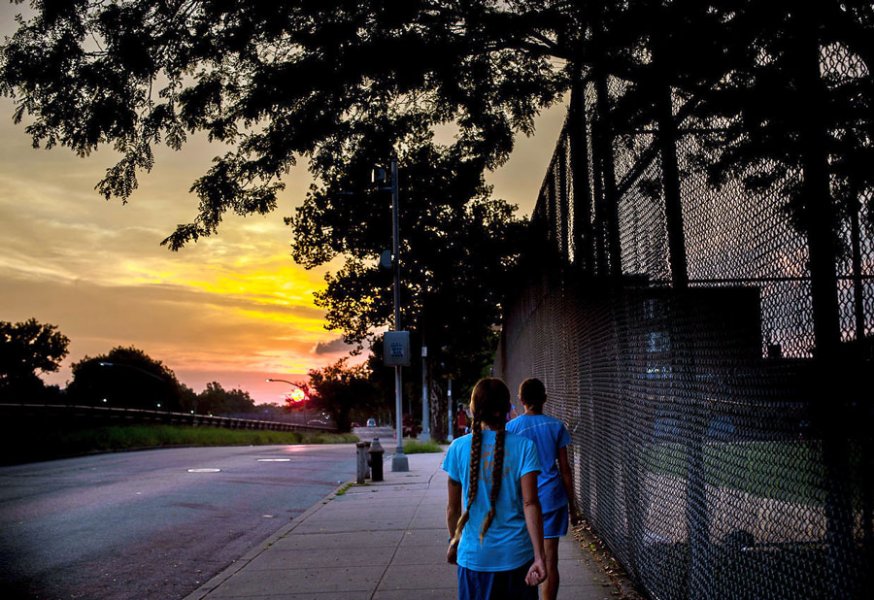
[457,560,538,600]
[543,505,569,538]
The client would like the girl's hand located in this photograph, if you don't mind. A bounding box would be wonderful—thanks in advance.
[447,542,458,565]
[525,558,547,586]
[570,505,583,527]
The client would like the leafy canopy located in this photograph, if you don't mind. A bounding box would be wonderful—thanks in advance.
[0,317,70,386]
[1,0,574,247]
[194,380,256,415]
[3,1,872,243]
[67,345,184,410]
[4,1,873,393]
[306,357,380,433]
[290,120,524,358]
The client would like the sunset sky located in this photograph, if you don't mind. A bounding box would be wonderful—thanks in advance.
[0,5,565,405]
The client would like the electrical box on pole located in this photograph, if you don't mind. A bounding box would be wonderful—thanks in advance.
[384,330,411,367]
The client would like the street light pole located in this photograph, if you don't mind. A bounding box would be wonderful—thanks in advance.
[390,157,409,472]
[420,343,430,441]
[266,378,308,425]
[447,377,454,441]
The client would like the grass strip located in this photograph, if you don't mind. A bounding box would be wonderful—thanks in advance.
[403,439,444,454]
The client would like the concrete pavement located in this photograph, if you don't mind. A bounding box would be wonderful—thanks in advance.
[183,448,621,600]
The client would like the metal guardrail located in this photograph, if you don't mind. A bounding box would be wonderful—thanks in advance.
[0,403,337,433]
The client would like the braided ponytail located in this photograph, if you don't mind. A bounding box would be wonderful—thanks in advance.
[479,429,505,540]
[450,415,482,546]
[450,378,511,547]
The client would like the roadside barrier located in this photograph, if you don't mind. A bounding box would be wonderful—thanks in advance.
[0,403,337,433]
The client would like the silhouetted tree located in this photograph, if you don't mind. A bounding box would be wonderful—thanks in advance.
[3,0,871,424]
[178,382,198,414]
[67,346,183,411]
[589,0,873,351]
[0,318,69,403]
[307,358,380,432]
[0,1,571,412]
[195,381,256,415]
[2,1,870,242]
[292,130,524,388]
[0,1,581,247]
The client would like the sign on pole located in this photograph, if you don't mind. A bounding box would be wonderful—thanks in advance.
[384,330,411,366]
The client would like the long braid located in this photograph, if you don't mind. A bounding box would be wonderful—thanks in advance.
[480,429,505,540]
[451,415,482,546]
[450,378,511,548]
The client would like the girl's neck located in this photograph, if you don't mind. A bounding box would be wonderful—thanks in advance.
[481,422,505,431]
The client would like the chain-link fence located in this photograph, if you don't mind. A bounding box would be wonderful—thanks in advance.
[496,30,873,600]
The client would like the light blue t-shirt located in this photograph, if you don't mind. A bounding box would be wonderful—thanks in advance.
[442,430,541,572]
[506,414,571,512]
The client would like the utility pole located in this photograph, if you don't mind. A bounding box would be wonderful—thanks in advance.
[447,377,454,441]
[389,157,409,472]
[419,343,431,441]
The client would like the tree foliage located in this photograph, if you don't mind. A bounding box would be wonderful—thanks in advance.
[66,346,183,411]
[2,1,871,240]
[0,0,567,396]
[599,0,874,257]
[0,317,69,381]
[193,380,256,415]
[0,318,69,401]
[291,123,525,379]
[0,0,574,248]
[307,358,380,433]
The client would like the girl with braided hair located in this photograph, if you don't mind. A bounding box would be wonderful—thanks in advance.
[443,377,546,599]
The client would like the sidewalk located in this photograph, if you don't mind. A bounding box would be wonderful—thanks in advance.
[184,450,618,600]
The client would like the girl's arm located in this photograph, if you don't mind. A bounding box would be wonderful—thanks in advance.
[558,446,582,525]
[521,471,547,585]
[446,478,462,564]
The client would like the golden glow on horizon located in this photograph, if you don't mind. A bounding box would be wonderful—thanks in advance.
[0,92,350,402]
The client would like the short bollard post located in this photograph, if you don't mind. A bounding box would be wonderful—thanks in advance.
[356,441,368,484]
[369,437,384,482]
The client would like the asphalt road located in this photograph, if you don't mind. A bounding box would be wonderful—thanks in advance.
[0,444,357,600]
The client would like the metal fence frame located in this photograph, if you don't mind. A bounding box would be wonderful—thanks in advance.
[496,29,873,600]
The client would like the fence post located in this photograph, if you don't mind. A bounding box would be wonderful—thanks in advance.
[794,9,854,597]
[653,73,688,290]
[558,138,569,261]
[588,5,622,278]
[569,77,595,274]
[593,71,623,278]
[848,189,866,342]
